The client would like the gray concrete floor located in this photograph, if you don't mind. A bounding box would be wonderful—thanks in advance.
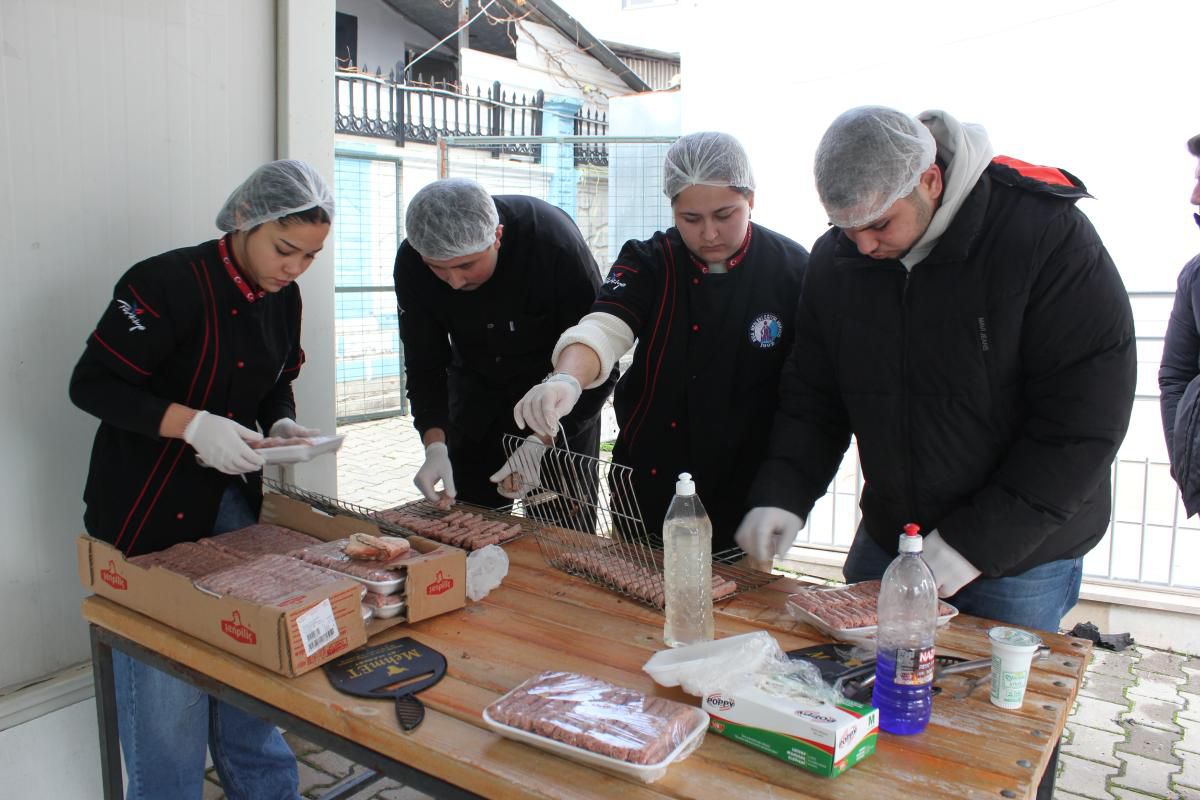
[200,415,1196,799]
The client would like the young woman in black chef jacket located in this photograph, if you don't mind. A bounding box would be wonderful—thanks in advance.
[69,159,333,799]
[511,132,809,554]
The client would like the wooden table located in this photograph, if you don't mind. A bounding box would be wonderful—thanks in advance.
[84,537,1090,799]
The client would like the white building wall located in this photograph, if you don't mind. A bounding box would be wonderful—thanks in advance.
[0,0,275,696]
[0,0,334,794]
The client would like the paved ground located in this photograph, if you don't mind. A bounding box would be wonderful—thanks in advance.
[201,415,1199,799]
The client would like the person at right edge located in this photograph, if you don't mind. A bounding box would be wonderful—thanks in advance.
[1159,132,1200,513]
[736,106,1136,800]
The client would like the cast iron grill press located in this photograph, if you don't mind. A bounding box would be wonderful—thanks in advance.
[324,637,446,731]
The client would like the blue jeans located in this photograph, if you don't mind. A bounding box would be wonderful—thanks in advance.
[842,525,1083,633]
[114,485,299,800]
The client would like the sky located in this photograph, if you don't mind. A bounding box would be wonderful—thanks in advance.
[554,0,1198,293]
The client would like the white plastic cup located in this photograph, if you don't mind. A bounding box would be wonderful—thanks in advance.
[988,627,1043,709]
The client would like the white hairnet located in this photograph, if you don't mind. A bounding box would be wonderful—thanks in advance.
[662,131,755,199]
[814,106,937,229]
[215,159,334,232]
[404,178,500,260]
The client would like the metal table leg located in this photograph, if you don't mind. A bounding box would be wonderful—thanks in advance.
[89,624,124,800]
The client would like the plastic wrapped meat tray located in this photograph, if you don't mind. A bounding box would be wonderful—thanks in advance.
[195,554,357,606]
[786,579,957,642]
[202,524,323,559]
[128,541,246,579]
[290,539,410,594]
[251,434,345,465]
[482,671,708,783]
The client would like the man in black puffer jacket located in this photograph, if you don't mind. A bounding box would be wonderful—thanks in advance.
[738,105,1135,626]
[738,106,1136,798]
[1159,132,1200,513]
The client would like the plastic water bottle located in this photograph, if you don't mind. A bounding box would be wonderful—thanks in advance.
[873,523,938,735]
[662,472,714,647]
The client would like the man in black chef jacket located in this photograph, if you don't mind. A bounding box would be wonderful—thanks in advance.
[394,178,617,509]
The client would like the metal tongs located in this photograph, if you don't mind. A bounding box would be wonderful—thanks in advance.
[833,645,1051,699]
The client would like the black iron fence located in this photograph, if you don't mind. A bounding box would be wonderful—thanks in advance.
[335,68,548,159]
[335,68,611,164]
[573,107,609,166]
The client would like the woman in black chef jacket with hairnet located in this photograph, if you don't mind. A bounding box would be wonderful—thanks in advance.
[69,159,332,799]
[510,132,809,557]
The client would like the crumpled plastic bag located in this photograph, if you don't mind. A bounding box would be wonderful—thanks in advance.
[466,544,509,601]
[642,631,843,705]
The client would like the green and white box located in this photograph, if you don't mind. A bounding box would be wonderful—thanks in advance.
[702,679,879,777]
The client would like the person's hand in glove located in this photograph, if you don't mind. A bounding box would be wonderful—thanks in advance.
[921,530,981,598]
[489,435,548,499]
[414,441,456,509]
[513,373,582,437]
[184,410,265,475]
[268,417,320,439]
[734,506,804,571]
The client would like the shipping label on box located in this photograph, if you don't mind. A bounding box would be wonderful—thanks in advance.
[703,681,879,777]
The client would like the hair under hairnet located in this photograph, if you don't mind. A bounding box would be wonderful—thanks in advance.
[814,106,937,229]
[404,178,500,260]
[662,131,755,200]
[215,159,334,232]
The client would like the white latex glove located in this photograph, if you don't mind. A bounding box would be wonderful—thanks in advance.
[922,529,982,598]
[414,442,456,507]
[513,373,582,437]
[269,417,320,438]
[734,506,804,570]
[489,435,547,499]
[183,411,265,475]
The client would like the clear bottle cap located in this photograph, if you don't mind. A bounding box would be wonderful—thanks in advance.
[898,522,923,553]
[675,472,696,496]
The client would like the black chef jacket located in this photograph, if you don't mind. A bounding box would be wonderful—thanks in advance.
[596,224,808,549]
[70,237,304,556]
[394,195,617,505]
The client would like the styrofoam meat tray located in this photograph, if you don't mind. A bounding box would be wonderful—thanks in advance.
[363,597,406,619]
[785,594,958,643]
[481,704,708,784]
[351,573,406,596]
[258,435,345,465]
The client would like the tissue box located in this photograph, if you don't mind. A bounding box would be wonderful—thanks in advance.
[702,681,878,777]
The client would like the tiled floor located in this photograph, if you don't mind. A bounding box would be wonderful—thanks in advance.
[201,415,1196,799]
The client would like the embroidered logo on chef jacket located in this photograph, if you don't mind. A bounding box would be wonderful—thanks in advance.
[603,272,627,293]
[115,298,147,332]
[748,313,782,348]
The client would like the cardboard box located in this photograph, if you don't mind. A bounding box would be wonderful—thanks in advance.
[702,682,879,778]
[77,493,467,676]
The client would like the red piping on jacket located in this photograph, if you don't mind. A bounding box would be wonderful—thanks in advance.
[127,284,160,318]
[91,333,151,376]
[625,237,678,450]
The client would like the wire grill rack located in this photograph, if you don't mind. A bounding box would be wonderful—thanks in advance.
[262,478,535,551]
[499,434,776,611]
